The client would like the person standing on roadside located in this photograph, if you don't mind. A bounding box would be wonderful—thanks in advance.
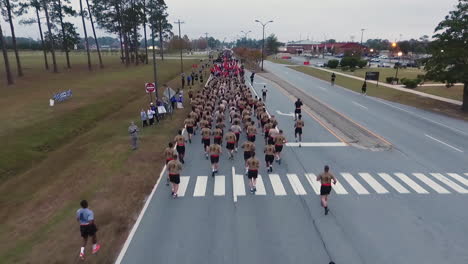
[128,122,139,150]
[331,73,336,86]
[316,165,337,215]
[140,109,148,127]
[167,154,183,198]
[181,73,185,89]
[250,72,255,84]
[187,74,192,88]
[77,200,100,260]
[147,107,155,126]
[261,85,268,101]
[361,81,367,95]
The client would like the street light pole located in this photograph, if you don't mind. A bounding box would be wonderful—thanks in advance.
[360,28,365,56]
[255,19,273,71]
[174,19,185,74]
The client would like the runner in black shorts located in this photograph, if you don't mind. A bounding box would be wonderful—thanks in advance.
[294,98,303,121]
[294,115,304,147]
[316,165,337,215]
[246,152,260,193]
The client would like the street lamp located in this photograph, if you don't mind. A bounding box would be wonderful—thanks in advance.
[255,19,274,71]
[241,30,252,39]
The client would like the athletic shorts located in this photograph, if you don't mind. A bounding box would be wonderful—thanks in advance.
[187,126,194,134]
[80,224,97,238]
[248,135,256,142]
[295,108,301,114]
[295,127,302,135]
[268,137,275,145]
[166,158,173,164]
[202,138,210,148]
[214,137,222,145]
[275,145,283,153]
[265,154,274,164]
[235,133,240,142]
[248,170,258,179]
[210,155,219,164]
[176,145,185,154]
[169,174,181,184]
[244,151,252,161]
[226,142,235,150]
[320,185,332,195]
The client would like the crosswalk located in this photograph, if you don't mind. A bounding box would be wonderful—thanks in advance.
[173,172,468,198]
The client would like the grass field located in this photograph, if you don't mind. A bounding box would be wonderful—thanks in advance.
[0,51,204,263]
[414,85,464,101]
[331,66,426,82]
[266,56,295,65]
[290,66,468,121]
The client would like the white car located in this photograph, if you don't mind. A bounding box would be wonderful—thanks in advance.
[379,55,388,59]
[315,63,325,67]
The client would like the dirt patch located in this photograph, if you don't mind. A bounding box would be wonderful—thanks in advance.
[260,72,392,151]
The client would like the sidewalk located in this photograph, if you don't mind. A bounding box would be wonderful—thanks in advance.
[308,66,463,106]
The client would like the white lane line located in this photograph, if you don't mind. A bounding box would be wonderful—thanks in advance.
[287,173,307,195]
[177,176,190,197]
[341,173,369,194]
[286,142,347,147]
[378,173,410,193]
[232,167,237,202]
[234,174,246,197]
[447,173,468,186]
[425,134,464,152]
[332,180,348,194]
[358,173,389,194]
[394,173,429,194]
[374,98,468,137]
[255,175,267,195]
[412,173,450,194]
[269,174,287,196]
[305,173,321,195]
[214,175,225,196]
[193,176,208,197]
[318,86,327,91]
[430,173,468,194]
[352,101,369,110]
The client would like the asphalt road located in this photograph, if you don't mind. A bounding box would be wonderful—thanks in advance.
[116,61,468,264]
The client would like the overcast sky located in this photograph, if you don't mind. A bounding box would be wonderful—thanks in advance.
[2,0,458,43]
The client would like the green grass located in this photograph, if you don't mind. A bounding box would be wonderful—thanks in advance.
[289,66,468,120]
[414,85,464,101]
[267,56,295,65]
[331,67,426,82]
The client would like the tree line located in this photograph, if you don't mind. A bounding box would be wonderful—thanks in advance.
[1,0,173,85]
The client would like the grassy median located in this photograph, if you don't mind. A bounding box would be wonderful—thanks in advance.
[289,66,468,120]
[0,52,203,263]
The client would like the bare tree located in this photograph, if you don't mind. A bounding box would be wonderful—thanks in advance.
[42,0,58,72]
[79,0,91,70]
[4,0,23,76]
[0,22,14,85]
[86,0,103,68]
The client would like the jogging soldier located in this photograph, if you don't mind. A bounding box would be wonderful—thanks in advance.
[76,200,100,260]
[294,114,304,147]
[174,130,186,164]
[225,129,237,160]
[274,130,286,164]
[167,154,183,198]
[246,152,260,193]
[201,125,212,159]
[184,115,195,143]
[264,143,275,172]
[164,143,175,185]
[209,143,222,177]
[316,165,337,215]
[241,140,256,174]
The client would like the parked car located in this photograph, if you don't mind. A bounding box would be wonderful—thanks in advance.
[335,53,344,58]
[315,62,325,67]
[378,63,391,68]
[370,58,380,62]
[379,55,389,59]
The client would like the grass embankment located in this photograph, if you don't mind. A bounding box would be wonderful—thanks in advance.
[266,56,295,65]
[332,67,426,82]
[414,85,464,101]
[289,66,468,120]
[0,52,203,263]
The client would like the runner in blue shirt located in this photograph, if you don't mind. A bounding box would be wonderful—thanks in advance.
[76,200,100,260]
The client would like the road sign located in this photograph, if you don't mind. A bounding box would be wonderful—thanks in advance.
[145,83,156,93]
[365,72,380,81]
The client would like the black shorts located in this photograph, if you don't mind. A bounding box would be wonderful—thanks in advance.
[275,145,283,153]
[214,137,222,145]
[176,145,185,154]
[80,224,97,238]
[235,133,240,142]
[202,138,210,148]
[210,155,219,164]
[268,137,274,145]
[295,127,302,135]
[244,151,251,161]
[265,154,274,163]
[248,135,256,142]
[248,170,258,179]
[320,185,332,195]
[295,108,301,114]
[226,142,235,150]
[187,126,194,134]
[169,174,181,184]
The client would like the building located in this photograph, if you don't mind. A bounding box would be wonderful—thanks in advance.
[286,41,367,55]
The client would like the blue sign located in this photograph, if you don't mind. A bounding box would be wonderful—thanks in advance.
[52,90,73,102]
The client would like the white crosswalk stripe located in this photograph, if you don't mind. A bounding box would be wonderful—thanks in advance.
[332,181,348,194]
[430,173,468,194]
[214,176,225,196]
[341,173,369,194]
[394,173,429,194]
[269,174,287,196]
[287,174,307,195]
[305,173,321,195]
[413,173,450,194]
[193,176,208,197]
[177,176,190,197]
[255,175,267,195]
[447,173,468,187]
[359,173,389,194]
[378,173,410,193]
[234,174,246,197]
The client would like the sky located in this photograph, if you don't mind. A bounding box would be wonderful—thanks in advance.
[2,0,459,43]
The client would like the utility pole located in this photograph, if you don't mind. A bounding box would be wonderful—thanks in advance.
[255,19,274,71]
[360,28,366,56]
[174,20,185,74]
[204,32,209,50]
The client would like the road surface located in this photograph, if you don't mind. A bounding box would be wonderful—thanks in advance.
[116,61,468,264]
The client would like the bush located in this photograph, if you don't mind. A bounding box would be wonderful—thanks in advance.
[341,66,350,71]
[350,67,356,72]
[357,59,368,68]
[327,59,339,69]
[401,78,421,89]
[386,77,399,83]
[340,56,359,68]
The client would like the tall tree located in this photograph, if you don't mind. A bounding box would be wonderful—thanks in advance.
[86,0,103,68]
[52,0,75,68]
[79,0,91,70]
[424,0,468,111]
[2,0,23,76]
[0,22,14,84]
[42,0,58,72]
[142,0,148,64]
[147,0,171,60]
